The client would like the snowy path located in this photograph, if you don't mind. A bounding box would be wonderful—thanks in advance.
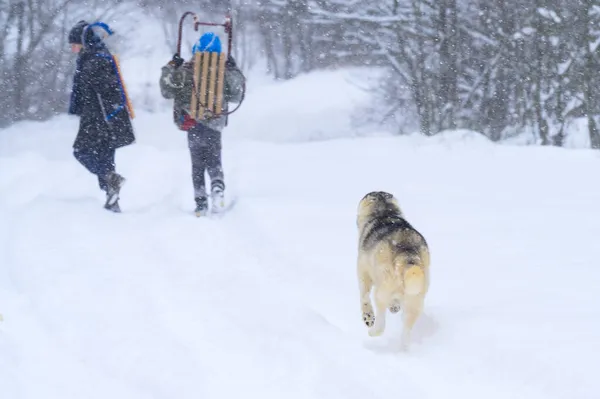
[1,113,600,399]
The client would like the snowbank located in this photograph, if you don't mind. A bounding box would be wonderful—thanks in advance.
[2,117,600,399]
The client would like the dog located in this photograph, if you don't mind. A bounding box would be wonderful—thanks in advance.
[356,191,430,349]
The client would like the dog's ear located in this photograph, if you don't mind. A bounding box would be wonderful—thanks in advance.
[362,191,383,204]
[361,192,374,202]
[376,191,394,201]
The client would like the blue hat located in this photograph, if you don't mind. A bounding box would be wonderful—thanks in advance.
[192,32,222,54]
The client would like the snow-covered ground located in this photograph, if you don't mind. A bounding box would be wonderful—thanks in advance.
[1,64,600,399]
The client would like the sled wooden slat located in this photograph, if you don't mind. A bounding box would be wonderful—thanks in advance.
[215,53,226,114]
[190,51,202,119]
[190,51,227,120]
[199,52,210,118]
[207,52,218,115]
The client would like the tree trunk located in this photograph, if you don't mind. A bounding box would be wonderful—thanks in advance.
[438,0,458,130]
[14,1,26,121]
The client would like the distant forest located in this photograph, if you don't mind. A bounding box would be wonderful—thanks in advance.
[2,0,600,147]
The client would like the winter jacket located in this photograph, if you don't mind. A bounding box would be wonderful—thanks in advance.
[69,43,135,151]
[159,56,245,132]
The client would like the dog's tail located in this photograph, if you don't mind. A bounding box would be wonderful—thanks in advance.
[404,265,425,295]
[395,255,426,296]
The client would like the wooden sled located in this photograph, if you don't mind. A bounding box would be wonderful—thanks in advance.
[190,50,227,120]
[112,55,135,119]
[176,12,245,120]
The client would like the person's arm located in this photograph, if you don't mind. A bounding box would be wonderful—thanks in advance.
[224,55,245,104]
[84,55,127,121]
[68,80,83,116]
[159,55,186,100]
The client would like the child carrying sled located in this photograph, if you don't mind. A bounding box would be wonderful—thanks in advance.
[159,31,245,216]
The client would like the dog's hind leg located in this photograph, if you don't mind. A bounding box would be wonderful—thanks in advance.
[368,287,388,337]
[358,272,375,328]
[357,256,375,328]
[400,298,424,349]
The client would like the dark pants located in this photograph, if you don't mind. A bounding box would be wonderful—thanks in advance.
[188,123,224,199]
[73,146,116,192]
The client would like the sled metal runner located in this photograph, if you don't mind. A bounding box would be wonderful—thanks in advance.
[176,11,245,120]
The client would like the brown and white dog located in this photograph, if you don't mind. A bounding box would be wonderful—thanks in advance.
[356,191,430,349]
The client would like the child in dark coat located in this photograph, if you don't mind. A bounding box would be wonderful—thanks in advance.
[68,20,136,212]
[159,32,245,216]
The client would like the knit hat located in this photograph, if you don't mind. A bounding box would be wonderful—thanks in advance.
[192,32,222,54]
[68,20,91,44]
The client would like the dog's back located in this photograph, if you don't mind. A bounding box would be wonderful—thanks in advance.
[356,191,430,348]
[358,197,429,297]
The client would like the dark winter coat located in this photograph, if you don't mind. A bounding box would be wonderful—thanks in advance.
[159,57,245,132]
[69,42,135,151]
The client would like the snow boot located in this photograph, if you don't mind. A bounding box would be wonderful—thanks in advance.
[104,171,125,212]
[194,196,209,217]
[211,186,225,213]
[104,200,121,213]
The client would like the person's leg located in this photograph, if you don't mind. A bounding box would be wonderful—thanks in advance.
[74,145,123,211]
[201,127,226,211]
[188,125,209,214]
[96,146,116,193]
[73,146,114,192]
[100,147,125,210]
[204,127,225,194]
